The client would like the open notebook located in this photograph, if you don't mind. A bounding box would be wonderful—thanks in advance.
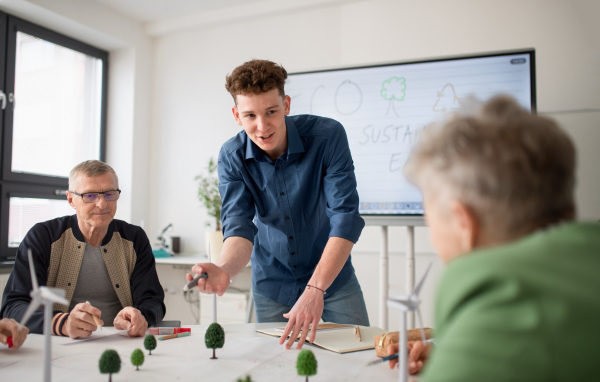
[256,323,386,354]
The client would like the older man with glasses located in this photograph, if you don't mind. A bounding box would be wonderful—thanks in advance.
[1,160,165,339]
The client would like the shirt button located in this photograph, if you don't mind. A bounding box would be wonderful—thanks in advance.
[280,192,285,196]
[285,216,290,221]
[293,265,297,269]
[296,278,301,281]
[291,252,295,256]
[275,166,279,170]
[103,249,107,253]
[115,284,120,288]
[289,235,294,240]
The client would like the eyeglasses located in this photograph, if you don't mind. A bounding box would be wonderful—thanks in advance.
[70,189,121,203]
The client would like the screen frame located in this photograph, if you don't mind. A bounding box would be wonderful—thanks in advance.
[288,48,536,225]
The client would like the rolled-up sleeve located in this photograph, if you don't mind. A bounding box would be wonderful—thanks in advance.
[218,145,258,243]
[323,124,365,243]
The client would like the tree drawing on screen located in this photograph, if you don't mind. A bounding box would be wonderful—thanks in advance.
[432,83,463,112]
[380,76,406,117]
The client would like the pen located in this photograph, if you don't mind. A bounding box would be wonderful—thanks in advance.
[368,353,398,366]
[182,272,208,291]
[85,301,102,330]
[354,326,362,342]
[158,331,191,341]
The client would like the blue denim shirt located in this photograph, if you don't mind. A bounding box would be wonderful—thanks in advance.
[218,115,365,306]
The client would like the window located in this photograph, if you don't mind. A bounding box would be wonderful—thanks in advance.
[0,12,108,264]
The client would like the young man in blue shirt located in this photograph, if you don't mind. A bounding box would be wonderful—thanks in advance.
[187,59,369,349]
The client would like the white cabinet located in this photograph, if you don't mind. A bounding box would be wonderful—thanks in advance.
[155,255,253,325]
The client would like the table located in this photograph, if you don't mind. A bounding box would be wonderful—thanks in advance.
[0,323,400,381]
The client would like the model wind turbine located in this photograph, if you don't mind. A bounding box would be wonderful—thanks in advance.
[387,262,433,382]
[19,249,68,382]
[208,242,218,323]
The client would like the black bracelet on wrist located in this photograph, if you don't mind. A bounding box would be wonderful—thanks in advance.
[306,284,326,295]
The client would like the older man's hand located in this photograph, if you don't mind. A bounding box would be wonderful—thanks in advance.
[63,302,103,339]
[114,306,147,337]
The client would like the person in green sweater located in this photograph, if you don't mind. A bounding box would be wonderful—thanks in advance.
[386,95,600,381]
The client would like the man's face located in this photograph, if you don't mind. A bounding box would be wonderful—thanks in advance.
[232,88,290,160]
[67,172,118,232]
[424,195,466,263]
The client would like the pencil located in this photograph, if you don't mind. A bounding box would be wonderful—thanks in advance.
[158,331,191,341]
[85,301,102,330]
[354,326,362,341]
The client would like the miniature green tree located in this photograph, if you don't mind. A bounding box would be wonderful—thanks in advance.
[99,349,121,382]
[130,348,144,370]
[237,376,253,382]
[297,349,317,382]
[144,334,157,355]
[205,322,225,359]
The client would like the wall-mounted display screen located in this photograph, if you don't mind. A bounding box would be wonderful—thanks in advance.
[287,49,536,216]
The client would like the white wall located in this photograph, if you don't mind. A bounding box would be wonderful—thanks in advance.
[149,0,600,329]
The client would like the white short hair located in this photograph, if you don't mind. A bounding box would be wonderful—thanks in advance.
[69,160,118,191]
[404,95,576,239]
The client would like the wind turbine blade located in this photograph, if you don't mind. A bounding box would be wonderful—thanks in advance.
[387,297,411,311]
[27,249,39,291]
[41,287,68,306]
[416,307,427,343]
[413,262,433,296]
[19,295,42,329]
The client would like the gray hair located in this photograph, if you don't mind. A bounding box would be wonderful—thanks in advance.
[69,160,118,191]
[404,95,576,239]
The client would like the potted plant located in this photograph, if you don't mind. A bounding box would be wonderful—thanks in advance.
[195,157,223,262]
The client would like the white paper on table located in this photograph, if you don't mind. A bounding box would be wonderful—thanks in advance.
[55,327,130,345]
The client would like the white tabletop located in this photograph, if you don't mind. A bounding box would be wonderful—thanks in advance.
[154,253,209,265]
[0,322,400,381]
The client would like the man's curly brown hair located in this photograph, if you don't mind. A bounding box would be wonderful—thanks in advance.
[225,59,287,103]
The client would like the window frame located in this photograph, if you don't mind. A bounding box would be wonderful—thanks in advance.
[0,12,108,265]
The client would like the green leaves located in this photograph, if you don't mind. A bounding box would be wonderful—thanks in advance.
[297,349,317,377]
[144,334,157,355]
[205,322,225,349]
[196,157,222,230]
[99,349,121,375]
[130,348,144,370]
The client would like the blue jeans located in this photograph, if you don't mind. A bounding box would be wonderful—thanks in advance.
[253,273,370,326]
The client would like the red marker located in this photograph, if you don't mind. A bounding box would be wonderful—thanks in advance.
[7,336,13,348]
[147,327,191,335]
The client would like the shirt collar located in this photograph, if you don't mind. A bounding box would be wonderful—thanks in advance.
[244,116,305,162]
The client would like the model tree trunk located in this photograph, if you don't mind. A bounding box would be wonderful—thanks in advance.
[211,348,217,359]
